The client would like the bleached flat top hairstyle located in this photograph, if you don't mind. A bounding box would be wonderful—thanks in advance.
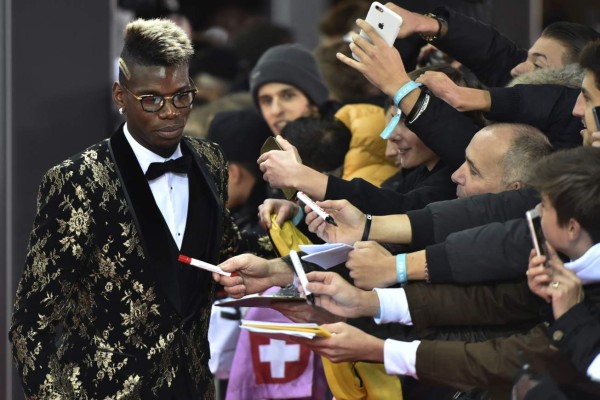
[119,18,193,81]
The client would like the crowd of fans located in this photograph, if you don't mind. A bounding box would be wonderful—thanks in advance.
[201,1,600,399]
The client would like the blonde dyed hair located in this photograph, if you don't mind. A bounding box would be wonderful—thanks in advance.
[119,18,193,81]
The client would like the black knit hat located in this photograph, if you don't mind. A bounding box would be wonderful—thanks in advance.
[206,108,272,176]
[250,43,329,109]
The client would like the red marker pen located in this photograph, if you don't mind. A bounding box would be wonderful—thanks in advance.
[178,254,232,277]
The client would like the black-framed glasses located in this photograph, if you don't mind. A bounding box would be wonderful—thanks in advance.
[122,78,197,113]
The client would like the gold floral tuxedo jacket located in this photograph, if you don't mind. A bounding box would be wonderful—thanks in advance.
[10,127,274,399]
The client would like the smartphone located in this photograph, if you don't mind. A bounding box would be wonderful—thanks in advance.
[259,137,297,200]
[525,208,547,259]
[352,2,403,61]
[592,106,600,131]
[260,136,282,154]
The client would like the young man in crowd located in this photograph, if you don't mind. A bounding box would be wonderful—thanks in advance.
[573,39,600,147]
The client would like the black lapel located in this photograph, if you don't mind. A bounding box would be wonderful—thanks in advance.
[179,141,227,320]
[178,165,216,319]
[181,138,224,263]
[108,128,183,314]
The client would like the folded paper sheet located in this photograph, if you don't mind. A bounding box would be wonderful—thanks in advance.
[299,243,353,269]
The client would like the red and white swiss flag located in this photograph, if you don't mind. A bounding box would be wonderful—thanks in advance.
[249,333,312,384]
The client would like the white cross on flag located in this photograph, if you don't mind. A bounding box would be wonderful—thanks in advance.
[259,339,300,378]
[250,333,311,383]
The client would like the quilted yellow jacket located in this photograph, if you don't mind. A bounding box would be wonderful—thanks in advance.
[335,104,397,187]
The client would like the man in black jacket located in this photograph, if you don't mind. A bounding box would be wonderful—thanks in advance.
[573,39,600,148]
[382,3,599,87]
[342,4,598,152]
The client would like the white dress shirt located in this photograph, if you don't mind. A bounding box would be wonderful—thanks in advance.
[588,355,600,382]
[373,287,420,378]
[123,123,189,249]
[373,241,600,379]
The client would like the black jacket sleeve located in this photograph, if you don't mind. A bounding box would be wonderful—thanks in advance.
[324,170,455,215]
[547,301,600,378]
[406,95,480,171]
[487,84,583,149]
[432,6,527,87]
[406,188,540,249]
[426,218,532,283]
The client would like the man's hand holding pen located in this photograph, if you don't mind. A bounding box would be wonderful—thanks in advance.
[296,191,337,226]
[304,199,366,245]
[215,254,295,298]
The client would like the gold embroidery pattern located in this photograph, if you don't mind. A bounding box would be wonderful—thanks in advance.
[10,138,236,399]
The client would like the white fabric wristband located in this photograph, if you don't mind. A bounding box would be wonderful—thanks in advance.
[373,288,413,325]
[384,339,420,378]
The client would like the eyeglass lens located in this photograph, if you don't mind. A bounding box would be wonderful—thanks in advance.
[141,91,195,112]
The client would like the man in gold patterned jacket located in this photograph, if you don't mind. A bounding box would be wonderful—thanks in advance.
[9,19,273,399]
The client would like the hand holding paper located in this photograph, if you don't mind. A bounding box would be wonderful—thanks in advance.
[346,241,397,289]
[300,322,385,364]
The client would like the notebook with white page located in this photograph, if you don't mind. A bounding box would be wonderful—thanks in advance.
[299,243,353,269]
[241,320,332,339]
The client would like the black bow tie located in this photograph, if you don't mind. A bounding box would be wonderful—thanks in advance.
[145,155,192,180]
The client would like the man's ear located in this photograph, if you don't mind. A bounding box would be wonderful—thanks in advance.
[228,163,241,183]
[112,81,125,109]
[510,181,523,190]
[567,217,582,241]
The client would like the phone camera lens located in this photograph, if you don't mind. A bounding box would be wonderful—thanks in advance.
[375,5,382,12]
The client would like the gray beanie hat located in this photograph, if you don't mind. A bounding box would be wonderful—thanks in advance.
[250,43,329,108]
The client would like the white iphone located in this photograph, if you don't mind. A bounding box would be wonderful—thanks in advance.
[352,2,403,61]
[525,208,547,259]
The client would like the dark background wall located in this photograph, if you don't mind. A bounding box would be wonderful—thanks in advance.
[1,1,112,399]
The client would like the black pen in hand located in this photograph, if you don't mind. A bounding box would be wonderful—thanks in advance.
[297,191,337,226]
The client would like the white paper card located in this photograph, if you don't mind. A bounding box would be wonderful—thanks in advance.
[299,243,353,269]
[240,325,317,339]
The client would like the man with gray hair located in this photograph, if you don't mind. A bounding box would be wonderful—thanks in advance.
[9,18,273,399]
[451,123,552,198]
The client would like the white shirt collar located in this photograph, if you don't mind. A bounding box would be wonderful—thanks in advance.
[565,242,600,285]
[123,122,183,174]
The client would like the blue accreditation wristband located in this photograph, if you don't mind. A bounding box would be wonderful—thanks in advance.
[292,205,304,226]
[396,253,408,284]
[380,81,422,140]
